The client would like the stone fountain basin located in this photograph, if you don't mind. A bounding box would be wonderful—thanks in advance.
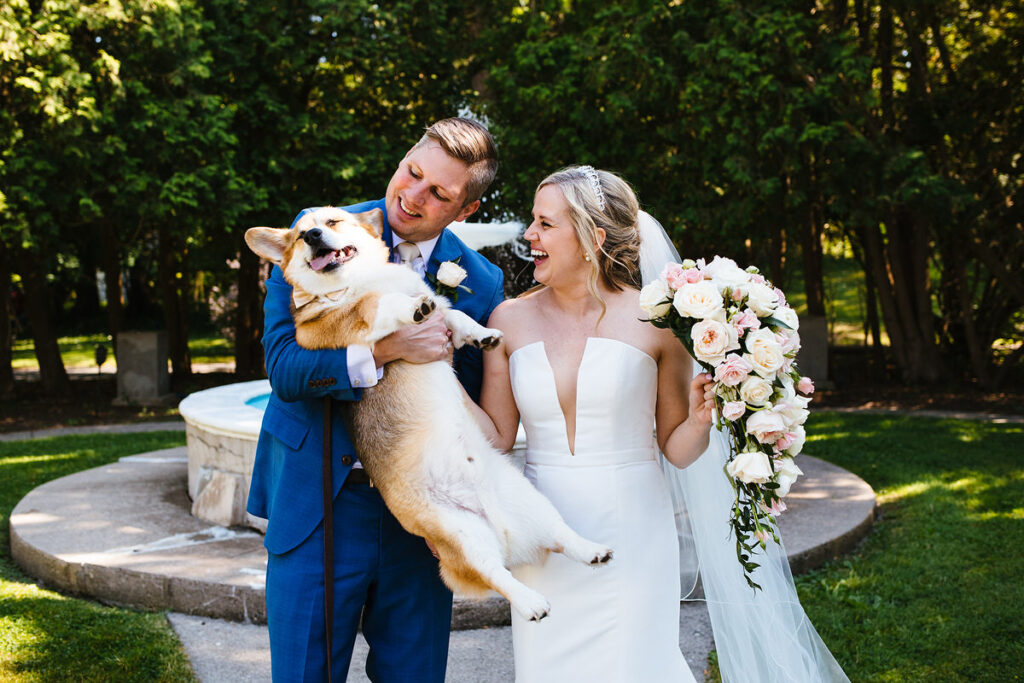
[179,379,269,531]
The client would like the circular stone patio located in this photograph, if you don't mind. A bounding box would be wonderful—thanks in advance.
[9,446,875,629]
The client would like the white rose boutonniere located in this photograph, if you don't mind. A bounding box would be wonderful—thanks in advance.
[428,257,473,302]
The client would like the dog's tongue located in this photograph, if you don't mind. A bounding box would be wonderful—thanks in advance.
[310,251,338,272]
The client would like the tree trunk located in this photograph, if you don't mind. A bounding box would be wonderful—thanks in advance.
[234,242,265,378]
[17,252,70,394]
[158,226,191,379]
[801,196,826,317]
[877,0,894,130]
[953,257,991,386]
[100,220,124,355]
[0,255,14,398]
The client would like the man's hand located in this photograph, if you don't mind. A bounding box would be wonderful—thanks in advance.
[373,314,453,367]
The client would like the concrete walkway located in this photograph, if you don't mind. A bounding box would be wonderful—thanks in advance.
[10,431,876,682]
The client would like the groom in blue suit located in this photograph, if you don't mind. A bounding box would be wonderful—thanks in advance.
[247,118,504,682]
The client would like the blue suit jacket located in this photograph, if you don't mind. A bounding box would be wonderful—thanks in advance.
[247,198,505,555]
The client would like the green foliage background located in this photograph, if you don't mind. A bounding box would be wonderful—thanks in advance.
[1,0,1021,386]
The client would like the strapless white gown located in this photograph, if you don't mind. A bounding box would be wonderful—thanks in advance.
[509,337,696,683]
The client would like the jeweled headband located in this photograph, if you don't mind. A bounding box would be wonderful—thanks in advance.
[578,165,606,212]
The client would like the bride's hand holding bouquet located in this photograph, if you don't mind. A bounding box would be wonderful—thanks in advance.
[641,255,815,589]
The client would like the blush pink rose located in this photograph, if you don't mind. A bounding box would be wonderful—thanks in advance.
[662,263,688,290]
[733,309,761,336]
[749,273,767,285]
[797,376,815,395]
[715,354,753,386]
[775,431,798,451]
[722,401,746,421]
[683,267,703,284]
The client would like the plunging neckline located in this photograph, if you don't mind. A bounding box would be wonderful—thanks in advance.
[510,338,655,456]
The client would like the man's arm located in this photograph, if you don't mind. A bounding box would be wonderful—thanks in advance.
[262,266,359,402]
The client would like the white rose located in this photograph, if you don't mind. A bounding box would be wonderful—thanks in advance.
[739,376,774,407]
[672,280,724,319]
[774,457,804,497]
[726,451,774,484]
[745,408,789,444]
[703,255,750,292]
[436,261,468,288]
[785,426,806,457]
[775,399,810,428]
[690,318,739,365]
[639,279,673,319]
[742,281,780,316]
[773,305,800,331]
[744,327,785,379]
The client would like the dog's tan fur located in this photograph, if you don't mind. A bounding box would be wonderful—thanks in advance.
[246,206,613,620]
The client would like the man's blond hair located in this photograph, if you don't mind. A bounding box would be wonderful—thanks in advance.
[412,118,498,206]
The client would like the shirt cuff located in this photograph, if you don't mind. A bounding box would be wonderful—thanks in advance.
[346,345,380,388]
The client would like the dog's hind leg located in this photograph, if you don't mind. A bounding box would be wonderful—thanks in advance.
[435,508,551,622]
[498,472,614,567]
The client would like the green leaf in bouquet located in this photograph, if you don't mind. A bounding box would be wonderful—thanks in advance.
[762,315,793,330]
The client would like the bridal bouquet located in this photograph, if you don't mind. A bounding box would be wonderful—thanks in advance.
[640,256,814,589]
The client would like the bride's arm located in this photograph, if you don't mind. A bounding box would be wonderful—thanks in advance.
[655,329,715,469]
[460,301,521,451]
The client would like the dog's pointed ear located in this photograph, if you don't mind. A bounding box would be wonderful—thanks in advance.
[245,227,290,264]
[354,208,384,238]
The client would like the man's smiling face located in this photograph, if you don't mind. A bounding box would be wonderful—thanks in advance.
[384,141,481,243]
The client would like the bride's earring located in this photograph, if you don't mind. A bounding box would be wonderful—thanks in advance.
[584,254,591,262]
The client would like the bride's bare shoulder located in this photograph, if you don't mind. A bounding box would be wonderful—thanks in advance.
[488,290,544,330]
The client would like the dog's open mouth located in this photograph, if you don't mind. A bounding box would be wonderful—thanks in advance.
[309,245,357,272]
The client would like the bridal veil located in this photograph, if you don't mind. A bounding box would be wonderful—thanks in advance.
[636,211,850,683]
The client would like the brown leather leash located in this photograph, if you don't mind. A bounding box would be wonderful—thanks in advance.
[322,397,334,683]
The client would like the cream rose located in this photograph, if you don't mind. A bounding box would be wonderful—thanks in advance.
[773,305,800,331]
[745,408,789,444]
[639,279,673,318]
[436,261,468,288]
[703,255,750,292]
[742,281,780,316]
[722,401,746,421]
[739,376,774,407]
[784,425,806,457]
[726,451,773,484]
[744,327,785,379]
[690,318,739,365]
[774,457,804,496]
[673,280,724,319]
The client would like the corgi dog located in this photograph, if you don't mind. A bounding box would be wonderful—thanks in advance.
[245,206,612,621]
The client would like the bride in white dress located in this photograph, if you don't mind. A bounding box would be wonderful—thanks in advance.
[471,167,714,681]
[467,166,850,682]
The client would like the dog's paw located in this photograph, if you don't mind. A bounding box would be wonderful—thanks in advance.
[469,328,503,350]
[589,547,614,565]
[512,592,551,622]
[412,296,437,323]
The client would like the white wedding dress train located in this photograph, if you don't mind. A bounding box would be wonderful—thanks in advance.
[509,337,696,683]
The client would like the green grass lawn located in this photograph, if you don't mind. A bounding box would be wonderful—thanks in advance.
[12,334,234,370]
[790,412,1023,681]
[2,415,1020,680]
[0,432,195,682]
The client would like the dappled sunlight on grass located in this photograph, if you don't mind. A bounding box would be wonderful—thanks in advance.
[793,413,1024,681]
[0,432,193,682]
[1,452,81,467]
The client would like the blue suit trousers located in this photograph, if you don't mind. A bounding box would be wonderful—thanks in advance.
[266,476,453,682]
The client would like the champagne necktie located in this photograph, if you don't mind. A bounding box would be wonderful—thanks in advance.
[396,241,425,276]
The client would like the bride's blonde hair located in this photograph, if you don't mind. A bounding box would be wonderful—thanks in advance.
[535,166,643,311]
